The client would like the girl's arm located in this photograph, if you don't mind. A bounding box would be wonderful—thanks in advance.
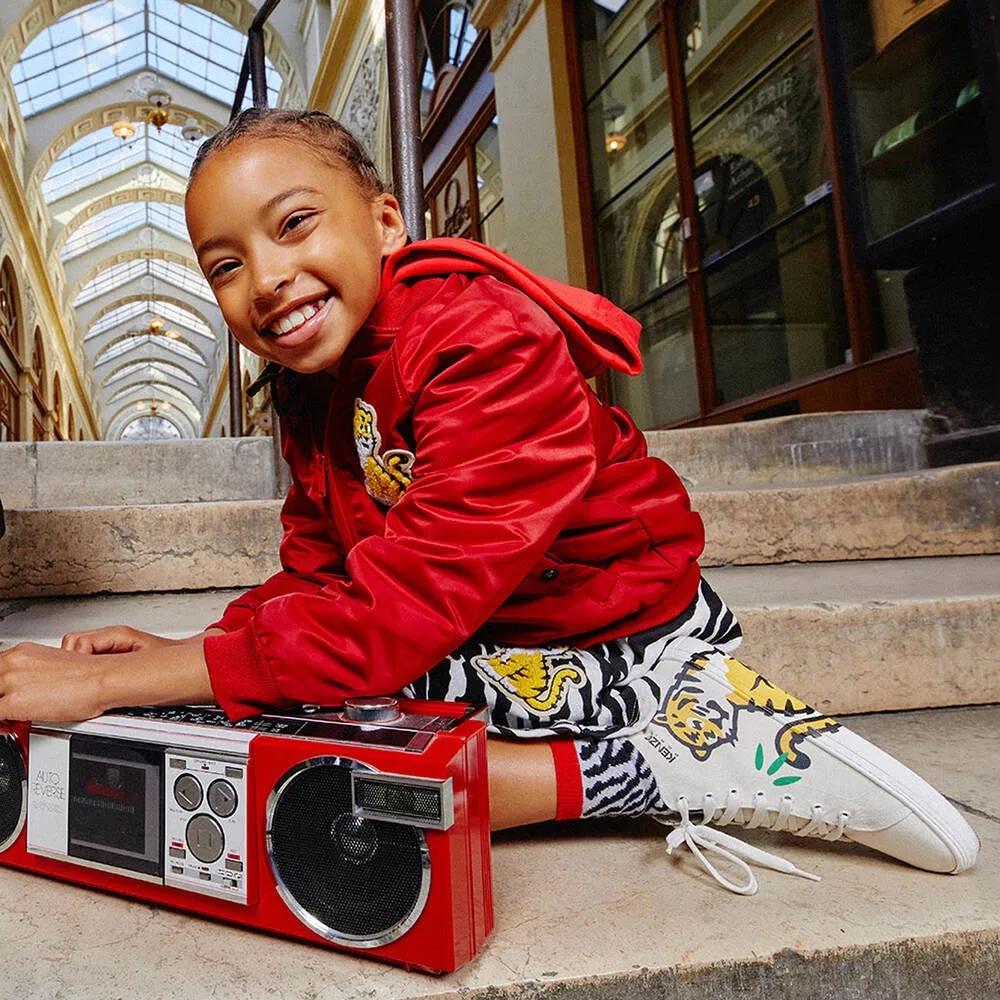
[0,639,216,722]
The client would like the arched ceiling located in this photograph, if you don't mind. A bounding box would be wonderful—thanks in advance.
[2,0,305,439]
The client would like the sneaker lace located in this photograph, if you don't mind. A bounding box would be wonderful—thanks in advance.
[656,791,850,895]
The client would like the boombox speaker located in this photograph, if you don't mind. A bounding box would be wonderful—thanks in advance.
[0,698,493,973]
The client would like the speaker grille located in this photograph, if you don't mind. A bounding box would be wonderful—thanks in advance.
[267,759,430,946]
[0,733,26,852]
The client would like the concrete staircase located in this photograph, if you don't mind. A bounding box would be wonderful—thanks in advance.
[0,411,997,1000]
[1,410,997,715]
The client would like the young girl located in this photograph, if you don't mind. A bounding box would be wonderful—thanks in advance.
[0,109,977,895]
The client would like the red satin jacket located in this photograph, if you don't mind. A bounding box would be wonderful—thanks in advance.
[204,239,704,720]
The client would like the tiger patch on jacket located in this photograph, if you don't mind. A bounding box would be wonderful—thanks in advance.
[655,653,839,767]
[353,398,415,506]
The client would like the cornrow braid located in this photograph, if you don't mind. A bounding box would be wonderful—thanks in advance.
[188,108,390,198]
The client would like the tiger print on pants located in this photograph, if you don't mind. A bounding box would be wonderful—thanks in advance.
[403,577,742,740]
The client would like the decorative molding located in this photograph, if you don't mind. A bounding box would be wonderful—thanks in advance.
[474,0,542,70]
[307,0,377,112]
[341,37,385,159]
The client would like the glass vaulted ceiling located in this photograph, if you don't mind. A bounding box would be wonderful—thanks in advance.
[13,0,281,116]
[10,0,291,439]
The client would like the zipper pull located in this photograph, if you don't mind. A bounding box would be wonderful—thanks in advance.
[316,454,328,498]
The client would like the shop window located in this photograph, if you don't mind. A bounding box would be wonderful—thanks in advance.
[52,371,63,439]
[576,0,853,426]
[427,105,505,249]
[0,369,16,441]
[0,259,21,363]
[418,0,478,123]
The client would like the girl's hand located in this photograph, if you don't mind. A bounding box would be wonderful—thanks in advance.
[0,640,217,723]
[0,642,113,721]
[61,626,216,654]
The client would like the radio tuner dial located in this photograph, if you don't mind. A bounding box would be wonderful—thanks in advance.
[344,697,401,723]
[174,773,203,811]
[186,814,225,864]
[207,778,238,818]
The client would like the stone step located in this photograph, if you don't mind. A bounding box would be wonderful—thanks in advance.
[0,438,277,508]
[2,463,997,597]
[646,409,928,488]
[0,410,925,512]
[3,555,997,717]
[0,703,995,999]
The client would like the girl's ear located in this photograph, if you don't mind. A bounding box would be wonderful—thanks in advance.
[375,193,409,255]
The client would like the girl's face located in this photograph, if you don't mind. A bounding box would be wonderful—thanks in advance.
[185,136,407,373]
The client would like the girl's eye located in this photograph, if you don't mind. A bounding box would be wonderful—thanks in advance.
[208,260,239,282]
[283,212,312,235]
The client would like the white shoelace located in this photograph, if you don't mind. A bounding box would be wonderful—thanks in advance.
[656,791,850,895]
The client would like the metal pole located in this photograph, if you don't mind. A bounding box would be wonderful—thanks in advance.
[385,0,426,240]
[227,0,283,436]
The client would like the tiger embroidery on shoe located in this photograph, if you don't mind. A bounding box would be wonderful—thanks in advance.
[353,398,415,506]
[471,647,586,715]
[653,653,839,767]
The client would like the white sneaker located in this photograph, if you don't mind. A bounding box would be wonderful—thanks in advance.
[631,638,980,895]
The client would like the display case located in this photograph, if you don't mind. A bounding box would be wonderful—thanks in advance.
[819,0,1000,267]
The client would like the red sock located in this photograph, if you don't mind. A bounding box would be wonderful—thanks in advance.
[549,739,584,820]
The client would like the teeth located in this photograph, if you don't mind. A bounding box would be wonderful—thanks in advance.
[269,298,326,336]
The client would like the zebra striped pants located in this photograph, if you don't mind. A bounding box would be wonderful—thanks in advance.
[403,577,742,742]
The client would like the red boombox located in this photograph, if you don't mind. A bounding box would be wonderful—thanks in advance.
[0,697,493,973]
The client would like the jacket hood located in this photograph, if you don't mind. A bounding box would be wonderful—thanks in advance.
[379,238,642,377]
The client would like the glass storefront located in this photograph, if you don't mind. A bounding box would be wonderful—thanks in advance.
[577,0,852,427]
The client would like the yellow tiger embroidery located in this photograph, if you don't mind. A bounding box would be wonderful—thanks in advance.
[471,648,585,714]
[353,398,414,506]
[655,654,838,766]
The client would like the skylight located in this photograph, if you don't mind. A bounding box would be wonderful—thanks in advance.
[75,257,212,306]
[13,0,283,119]
[107,379,199,408]
[85,299,212,339]
[62,201,192,261]
[103,357,200,387]
[120,414,182,440]
[94,332,207,366]
[42,123,197,203]
[85,300,148,338]
[61,203,148,259]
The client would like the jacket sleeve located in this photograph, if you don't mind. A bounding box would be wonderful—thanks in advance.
[207,474,347,635]
[204,285,599,719]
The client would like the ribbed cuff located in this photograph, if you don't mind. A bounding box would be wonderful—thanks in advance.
[549,739,583,821]
[203,625,286,722]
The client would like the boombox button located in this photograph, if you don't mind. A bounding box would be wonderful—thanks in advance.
[225,858,243,872]
[199,872,212,881]
[169,847,186,859]
[344,697,401,723]
[223,877,237,889]
[171,865,184,875]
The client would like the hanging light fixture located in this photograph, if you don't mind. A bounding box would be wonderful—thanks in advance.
[605,132,627,153]
[181,117,205,143]
[145,90,172,131]
[148,316,165,335]
[112,118,136,141]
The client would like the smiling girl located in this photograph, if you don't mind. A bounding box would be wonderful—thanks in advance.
[0,109,976,893]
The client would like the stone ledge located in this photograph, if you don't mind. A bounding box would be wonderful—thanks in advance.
[3,464,998,597]
[646,410,927,488]
[0,438,277,508]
